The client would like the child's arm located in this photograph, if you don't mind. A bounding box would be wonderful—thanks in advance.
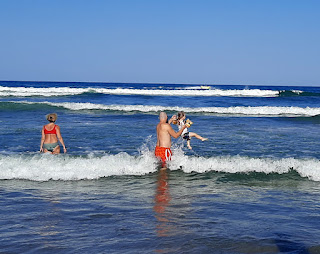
[185,119,193,127]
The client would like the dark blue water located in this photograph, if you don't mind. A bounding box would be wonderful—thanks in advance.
[1,81,320,253]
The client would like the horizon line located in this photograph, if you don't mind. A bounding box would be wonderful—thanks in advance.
[1,79,319,88]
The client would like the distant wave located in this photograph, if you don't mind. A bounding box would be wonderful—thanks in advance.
[0,86,279,97]
[0,86,88,97]
[183,86,212,90]
[4,101,320,117]
[279,90,320,97]
[0,152,319,181]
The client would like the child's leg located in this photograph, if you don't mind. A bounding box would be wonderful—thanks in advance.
[187,139,192,150]
[189,132,208,141]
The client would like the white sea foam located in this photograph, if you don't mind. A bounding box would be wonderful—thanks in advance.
[183,86,211,90]
[291,90,303,94]
[169,151,320,181]
[0,151,158,181]
[0,86,279,97]
[0,152,319,181]
[0,86,88,97]
[184,86,205,90]
[11,101,320,117]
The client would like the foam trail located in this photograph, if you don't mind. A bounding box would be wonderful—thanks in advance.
[9,101,320,117]
[0,86,279,97]
[0,153,320,181]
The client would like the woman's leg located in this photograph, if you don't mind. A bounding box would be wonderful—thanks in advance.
[43,148,52,154]
[52,145,60,154]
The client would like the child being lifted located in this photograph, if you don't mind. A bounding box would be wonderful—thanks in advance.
[174,111,208,150]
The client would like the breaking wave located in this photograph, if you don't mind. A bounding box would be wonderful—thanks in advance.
[0,151,319,181]
[3,101,320,117]
[0,86,279,97]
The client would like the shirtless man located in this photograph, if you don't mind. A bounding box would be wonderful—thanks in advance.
[155,112,187,169]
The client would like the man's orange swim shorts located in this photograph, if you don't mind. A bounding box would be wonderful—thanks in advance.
[155,146,172,167]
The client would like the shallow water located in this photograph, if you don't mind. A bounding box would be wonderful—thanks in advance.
[1,171,320,253]
[1,81,320,253]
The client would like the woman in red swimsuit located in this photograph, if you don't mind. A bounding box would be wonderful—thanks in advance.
[40,113,67,154]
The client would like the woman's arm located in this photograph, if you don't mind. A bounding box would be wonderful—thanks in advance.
[40,127,45,152]
[56,125,67,153]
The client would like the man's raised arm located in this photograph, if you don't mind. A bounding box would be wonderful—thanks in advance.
[167,124,187,139]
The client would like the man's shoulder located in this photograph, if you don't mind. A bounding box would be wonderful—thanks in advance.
[158,122,171,130]
[163,122,171,128]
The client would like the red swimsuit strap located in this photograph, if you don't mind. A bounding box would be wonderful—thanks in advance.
[44,125,56,134]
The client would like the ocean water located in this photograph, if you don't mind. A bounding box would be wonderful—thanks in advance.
[0,81,320,253]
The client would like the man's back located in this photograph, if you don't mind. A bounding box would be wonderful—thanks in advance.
[155,112,187,169]
[156,122,172,148]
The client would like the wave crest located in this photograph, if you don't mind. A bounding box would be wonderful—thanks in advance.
[6,101,320,117]
[0,152,319,181]
[0,86,279,97]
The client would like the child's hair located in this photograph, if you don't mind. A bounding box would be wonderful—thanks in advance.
[177,111,185,120]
